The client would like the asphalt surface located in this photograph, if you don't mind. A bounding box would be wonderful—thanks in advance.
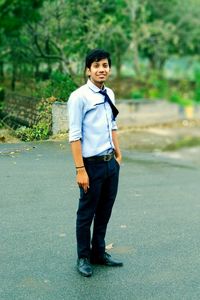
[1,141,200,300]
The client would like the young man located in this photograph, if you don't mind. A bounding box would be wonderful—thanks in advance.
[68,49,123,277]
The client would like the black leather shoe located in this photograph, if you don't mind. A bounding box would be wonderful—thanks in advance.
[91,252,123,267]
[77,258,93,277]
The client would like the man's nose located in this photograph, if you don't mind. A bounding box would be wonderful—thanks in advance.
[99,66,105,72]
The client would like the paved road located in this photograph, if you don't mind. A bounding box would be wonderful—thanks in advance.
[1,141,200,300]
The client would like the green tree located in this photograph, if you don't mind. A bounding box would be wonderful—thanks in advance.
[0,0,42,36]
[170,0,200,55]
[0,0,45,89]
[127,0,200,74]
[65,0,132,78]
[127,0,179,73]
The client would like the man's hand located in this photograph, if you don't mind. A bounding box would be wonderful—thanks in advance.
[112,130,122,166]
[76,168,90,193]
[115,154,122,165]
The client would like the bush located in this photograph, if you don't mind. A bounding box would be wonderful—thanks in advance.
[194,69,200,103]
[170,91,193,107]
[34,71,77,101]
[16,70,77,141]
[0,86,5,100]
[0,120,3,129]
[16,122,50,141]
[0,86,5,111]
[15,97,55,141]
[130,89,145,99]
[129,71,170,100]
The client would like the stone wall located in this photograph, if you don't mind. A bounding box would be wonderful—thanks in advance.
[1,92,39,126]
[52,102,68,134]
[52,100,200,135]
[116,100,180,127]
[1,94,200,133]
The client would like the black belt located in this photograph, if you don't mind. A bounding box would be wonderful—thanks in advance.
[84,151,114,162]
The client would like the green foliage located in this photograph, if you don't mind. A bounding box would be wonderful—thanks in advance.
[130,71,170,100]
[0,0,44,37]
[0,86,5,111]
[170,91,194,107]
[15,97,54,141]
[164,136,200,151]
[139,20,177,68]
[0,86,5,100]
[34,71,77,101]
[15,123,49,142]
[169,0,200,55]
[128,71,198,105]
[147,72,169,99]
[65,0,132,77]
[130,89,146,99]
[129,0,200,74]
[1,0,200,107]
[194,69,200,102]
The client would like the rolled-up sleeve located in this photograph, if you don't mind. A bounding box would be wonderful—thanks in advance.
[67,92,83,142]
[112,120,118,130]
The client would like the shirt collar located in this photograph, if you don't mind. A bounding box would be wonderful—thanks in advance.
[87,79,105,93]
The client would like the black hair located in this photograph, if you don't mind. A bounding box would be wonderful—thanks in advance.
[85,49,111,70]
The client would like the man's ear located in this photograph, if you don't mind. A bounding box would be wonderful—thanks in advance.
[86,68,91,77]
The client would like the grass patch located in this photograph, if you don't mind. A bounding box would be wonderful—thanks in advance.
[163,137,200,151]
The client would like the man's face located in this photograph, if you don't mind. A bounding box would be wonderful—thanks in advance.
[86,58,111,88]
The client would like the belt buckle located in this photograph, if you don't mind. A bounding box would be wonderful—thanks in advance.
[104,154,111,162]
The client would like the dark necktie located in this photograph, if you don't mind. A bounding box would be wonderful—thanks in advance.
[99,89,119,120]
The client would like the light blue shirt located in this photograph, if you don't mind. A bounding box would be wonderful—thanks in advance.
[68,79,118,158]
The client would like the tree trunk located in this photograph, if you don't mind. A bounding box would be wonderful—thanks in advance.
[115,51,122,97]
[11,63,17,91]
[116,52,121,80]
[133,41,140,76]
[0,61,4,80]
[35,62,40,79]
[47,61,52,77]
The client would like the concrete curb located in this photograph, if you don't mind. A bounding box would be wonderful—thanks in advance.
[52,100,200,135]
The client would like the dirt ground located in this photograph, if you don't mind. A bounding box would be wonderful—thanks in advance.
[118,119,200,151]
[0,128,20,144]
[2,119,200,152]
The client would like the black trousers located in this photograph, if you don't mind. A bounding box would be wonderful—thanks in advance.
[76,157,120,259]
